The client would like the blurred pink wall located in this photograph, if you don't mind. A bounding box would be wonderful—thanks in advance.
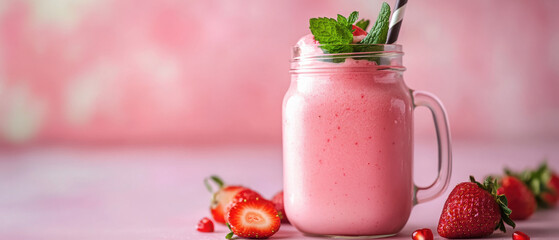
[0,0,558,146]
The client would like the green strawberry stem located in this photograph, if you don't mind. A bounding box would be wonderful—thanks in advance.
[204,175,225,194]
[225,223,234,239]
[469,176,516,232]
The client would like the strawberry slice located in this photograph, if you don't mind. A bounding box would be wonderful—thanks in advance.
[226,199,281,239]
[352,25,367,43]
[225,188,264,218]
[205,175,247,224]
[352,25,367,36]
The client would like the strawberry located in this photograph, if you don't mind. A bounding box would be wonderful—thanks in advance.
[512,231,530,240]
[437,176,515,238]
[204,175,246,224]
[412,228,433,240]
[541,172,559,208]
[226,198,281,239]
[271,190,289,223]
[196,217,214,232]
[352,25,367,36]
[351,25,367,43]
[225,188,264,218]
[497,176,536,220]
[506,163,558,208]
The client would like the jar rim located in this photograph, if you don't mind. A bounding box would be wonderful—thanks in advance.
[291,44,405,72]
[292,44,403,60]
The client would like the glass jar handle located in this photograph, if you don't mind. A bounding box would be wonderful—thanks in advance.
[412,90,452,205]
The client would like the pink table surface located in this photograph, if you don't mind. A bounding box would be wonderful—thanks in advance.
[1,140,558,240]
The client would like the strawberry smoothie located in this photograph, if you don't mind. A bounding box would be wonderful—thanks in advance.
[282,36,413,236]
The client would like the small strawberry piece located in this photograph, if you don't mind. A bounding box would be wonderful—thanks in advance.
[352,25,367,36]
[412,228,433,240]
[541,173,559,208]
[196,217,214,232]
[437,176,515,239]
[272,191,289,223]
[498,176,536,220]
[226,199,281,239]
[351,25,367,43]
[513,231,530,240]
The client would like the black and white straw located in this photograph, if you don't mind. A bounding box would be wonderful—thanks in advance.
[386,0,407,44]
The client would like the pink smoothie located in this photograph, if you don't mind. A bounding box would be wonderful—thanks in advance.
[282,36,413,236]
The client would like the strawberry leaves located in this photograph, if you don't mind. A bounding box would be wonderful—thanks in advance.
[204,175,225,193]
[469,176,516,232]
[225,223,234,239]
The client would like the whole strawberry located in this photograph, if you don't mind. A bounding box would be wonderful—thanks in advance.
[541,172,559,208]
[437,176,515,238]
[497,176,536,220]
[272,191,289,223]
[506,162,559,208]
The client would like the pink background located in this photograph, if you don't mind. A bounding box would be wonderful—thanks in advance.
[1,2,559,239]
[1,0,558,146]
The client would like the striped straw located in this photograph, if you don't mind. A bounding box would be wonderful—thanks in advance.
[386,0,408,44]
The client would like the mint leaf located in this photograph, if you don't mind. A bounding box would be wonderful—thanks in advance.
[347,11,359,27]
[360,2,391,44]
[355,19,370,31]
[337,11,359,31]
[309,17,353,54]
[337,14,348,27]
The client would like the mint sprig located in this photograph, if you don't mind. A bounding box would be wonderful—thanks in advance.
[309,17,352,54]
[337,11,359,31]
[309,11,359,54]
[360,2,391,44]
[307,2,392,63]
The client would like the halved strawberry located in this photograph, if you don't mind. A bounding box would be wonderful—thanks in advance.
[272,191,289,223]
[225,188,264,219]
[205,175,247,224]
[226,199,281,239]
